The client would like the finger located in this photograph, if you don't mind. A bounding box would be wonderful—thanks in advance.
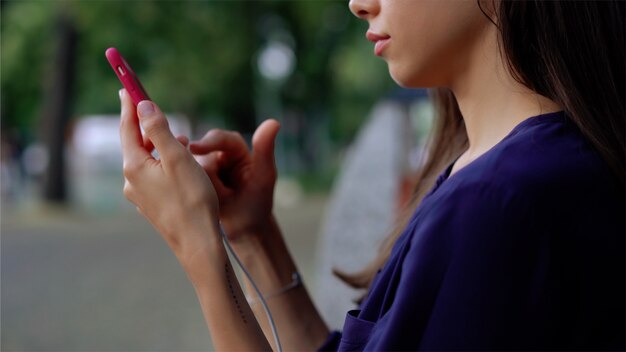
[143,134,154,154]
[137,100,185,162]
[195,150,226,176]
[119,89,151,164]
[189,129,249,161]
[195,152,230,197]
[143,135,187,154]
[252,119,280,172]
[177,135,190,148]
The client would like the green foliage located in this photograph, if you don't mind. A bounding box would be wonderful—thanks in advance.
[1,0,55,135]
[1,0,394,145]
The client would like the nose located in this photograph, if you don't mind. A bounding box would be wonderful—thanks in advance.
[349,0,380,20]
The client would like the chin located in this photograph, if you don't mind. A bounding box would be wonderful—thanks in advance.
[388,61,441,89]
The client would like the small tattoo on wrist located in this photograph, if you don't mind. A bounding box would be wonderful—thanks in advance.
[225,263,247,324]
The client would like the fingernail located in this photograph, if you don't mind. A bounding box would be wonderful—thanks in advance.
[138,101,155,116]
[119,89,124,99]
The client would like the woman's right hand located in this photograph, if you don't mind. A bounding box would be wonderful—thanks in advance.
[188,120,280,244]
[191,120,330,351]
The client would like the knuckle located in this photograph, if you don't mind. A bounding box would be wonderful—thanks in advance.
[167,149,187,164]
[122,162,140,179]
[119,114,130,133]
[205,128,225,140]
[142,116,168,136]
[119,115,126,129]
[122,183,133,199]
[231,131,244,141]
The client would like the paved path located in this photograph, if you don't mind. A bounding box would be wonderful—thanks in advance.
[1,194,327,351]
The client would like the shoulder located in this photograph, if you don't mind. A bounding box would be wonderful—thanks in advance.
[439,112,620,213]
[415,111,624,249]
[400,113,625,349]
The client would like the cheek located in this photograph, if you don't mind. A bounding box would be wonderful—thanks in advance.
[384,2,487,87]
[387,39,447,88]
[384,31,450,88]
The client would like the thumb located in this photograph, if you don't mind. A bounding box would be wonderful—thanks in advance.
[251,119,280,171]
[137,100,182,161]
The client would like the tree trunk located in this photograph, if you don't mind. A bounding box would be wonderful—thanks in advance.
[226,2,258,135]
[40,14,77,203]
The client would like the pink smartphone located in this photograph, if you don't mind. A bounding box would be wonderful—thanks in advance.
[105,47,150,106]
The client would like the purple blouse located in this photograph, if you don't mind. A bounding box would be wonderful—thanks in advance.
[319,111,624,351]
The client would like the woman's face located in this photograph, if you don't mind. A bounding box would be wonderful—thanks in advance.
[349,0,492,88]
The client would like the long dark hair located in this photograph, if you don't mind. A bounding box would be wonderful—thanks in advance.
[336,0,625,296]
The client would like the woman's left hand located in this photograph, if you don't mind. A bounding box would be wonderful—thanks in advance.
[119,89,220,261]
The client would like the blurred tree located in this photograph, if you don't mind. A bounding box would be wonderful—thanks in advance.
[2,0,392,139]
[1,0,55,138]
[1,0,395,197]
[39,11,77,202]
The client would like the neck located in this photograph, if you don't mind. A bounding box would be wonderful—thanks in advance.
[449,24,562,162]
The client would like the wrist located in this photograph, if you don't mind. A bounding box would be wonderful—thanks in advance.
[175,223,224,280]
[226,217,300,294]
[247,271,303,305]
[227,215,280,263]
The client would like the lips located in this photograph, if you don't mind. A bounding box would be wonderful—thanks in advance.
[366,31,391,56]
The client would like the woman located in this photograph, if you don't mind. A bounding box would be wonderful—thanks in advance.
[118,0,624,350]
